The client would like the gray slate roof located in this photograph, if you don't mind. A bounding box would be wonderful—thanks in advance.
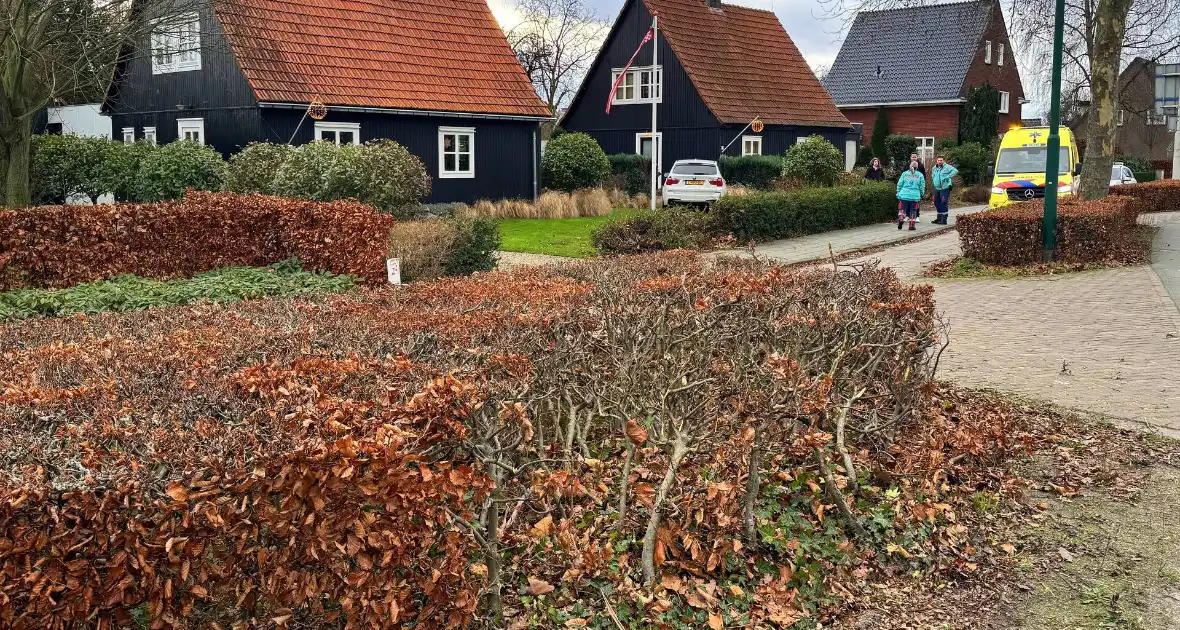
[822,1,992,106]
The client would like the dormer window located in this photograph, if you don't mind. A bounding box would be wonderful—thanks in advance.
[152,13,202,74]
[611,66,662,105]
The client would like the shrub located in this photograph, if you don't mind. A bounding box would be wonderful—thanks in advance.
[0,191,397,289]
[956,196,1143,265]
[134,140,228,201]
[29,134,74,205]
[446,217,500,275]
[719,155,786,189]
[961,184,991,204]
[495,198,535,218]
[389,220,459,282]
[1109,179,1180,213]
[535,190,579,218]
[871,106,890,166]
[352,139,432,217]
[714,182,897,242]
[0,260,356,321]
[855,145,874,168]
[936,138,959,152]
[944,141,990,186]
[573,188,612,217]
[324,142,365,202]
[541,132,610,192]
[961,84,1001,145]
[592,209,722,254]
[885,134,919,170]
[783,136,844,187]
[273,140,339,201]
[225,142,293,195]
[1112,155,1152,173]
[607,153,652,195]
[105,140,157,202]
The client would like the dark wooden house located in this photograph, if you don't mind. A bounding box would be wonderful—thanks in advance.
[103,0,553,204]
[561,0,856,175]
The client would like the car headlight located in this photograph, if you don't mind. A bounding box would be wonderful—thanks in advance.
[1058,183,1073,193]
[990,187,1004,195]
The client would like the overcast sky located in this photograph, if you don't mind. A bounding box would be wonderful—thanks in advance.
[487,0,852,72]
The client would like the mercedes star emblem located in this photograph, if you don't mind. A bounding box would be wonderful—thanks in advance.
[1024,189,1036,199]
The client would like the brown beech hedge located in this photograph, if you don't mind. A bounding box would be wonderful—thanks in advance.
[1109,178,1180,213]
[956,195,1143,265]
[0,191,396,289]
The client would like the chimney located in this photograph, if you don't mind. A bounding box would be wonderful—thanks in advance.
[706,0,721,8]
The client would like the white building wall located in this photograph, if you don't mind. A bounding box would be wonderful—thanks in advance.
[46,104,112,138]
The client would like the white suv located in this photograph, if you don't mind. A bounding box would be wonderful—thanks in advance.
[662,160,726,207]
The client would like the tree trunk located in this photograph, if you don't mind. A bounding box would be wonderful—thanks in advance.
[1079,0,1134,200]
[0,140,8,207]
[1,116,33,209]
[641,434,688,585]
[616,441,635,532]
[743,425,765,546]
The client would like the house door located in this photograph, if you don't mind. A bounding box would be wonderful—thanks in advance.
[636,132,663,176]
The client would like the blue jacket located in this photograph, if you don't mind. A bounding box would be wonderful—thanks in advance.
[931,164,959,191]
[896,170,925,202]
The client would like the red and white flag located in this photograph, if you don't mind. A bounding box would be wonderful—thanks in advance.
[606,27,654,114]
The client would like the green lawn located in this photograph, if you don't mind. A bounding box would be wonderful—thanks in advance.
[497,209,635,258]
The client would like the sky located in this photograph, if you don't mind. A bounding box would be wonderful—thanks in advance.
[487,0,852,73]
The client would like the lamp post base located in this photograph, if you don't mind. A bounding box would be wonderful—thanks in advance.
[1042,248,1055,263]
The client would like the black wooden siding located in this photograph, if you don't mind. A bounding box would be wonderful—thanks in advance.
[563,0,856,171]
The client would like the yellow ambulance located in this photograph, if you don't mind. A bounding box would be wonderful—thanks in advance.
[987,127,1083,209]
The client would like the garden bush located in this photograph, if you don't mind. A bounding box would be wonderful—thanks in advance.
[29,134,74,205]
[591,209,722,254]
[106,140,157,202]
[541,132,610,192]
[782,136,844,187]
[961,184,992,204]
[134,140,228,201]
[1112,155,1152,173]
[387,218,499,281]
[956,196,1143,265]
[0,259,355,321]
[714,182,897,242]
[446,217,500,276]
[944,141,990,186]
[607,153,652,195]
[352,139,432,217]
[719,155,786,189]
[885,134,919,169]
[1109,179,1180,213]
[224,142,293,195]
[272,140,339,201]
[0,191,396,289]
[855,145,875,168]
[29,134,126,205]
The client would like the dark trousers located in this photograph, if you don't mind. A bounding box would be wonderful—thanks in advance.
[900,200,919,219]
[934,188,951,223]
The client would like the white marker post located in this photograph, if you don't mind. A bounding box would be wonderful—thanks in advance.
[386,258,402,285]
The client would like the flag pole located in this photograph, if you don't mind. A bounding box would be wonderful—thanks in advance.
[650,15,659,210]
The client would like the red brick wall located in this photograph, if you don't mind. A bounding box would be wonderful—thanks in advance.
[961,4,1025,130]
[844,105,961,145]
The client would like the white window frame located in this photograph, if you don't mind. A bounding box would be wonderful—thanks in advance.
[916,136,935,165]
[796,137,808,145]
[998,43,1005,66]
[1147,112,1169,126]
[122,127,135,144]
[984,40,993,64]
[999,91,1011,114]
[151,13,202,75]
[1117,109,1125,126]
[635,132,663,175]
[177,118,205,145]
[611,65,662,105]
[741,136,762,156]
[315,121,361,146]
[439,126,475,179]
[143,127,157,146]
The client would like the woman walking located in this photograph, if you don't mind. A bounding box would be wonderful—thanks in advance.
[865,157,886,181]
[896,161,925,231]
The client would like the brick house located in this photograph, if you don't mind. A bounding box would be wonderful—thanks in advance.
[1074,58,1175,179]
[822,0,1025,164]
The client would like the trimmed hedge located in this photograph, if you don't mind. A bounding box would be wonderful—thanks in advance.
[134,140,228,202]
[1109,179,1180,214]
[607,153,653,195]
[592,209,722,254]
[714,183,897,242]
[956,196,1142,265]
[0,191,397,289]
[719,155,785,190]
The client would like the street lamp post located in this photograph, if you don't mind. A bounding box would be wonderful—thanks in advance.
[1042,0,1067,262]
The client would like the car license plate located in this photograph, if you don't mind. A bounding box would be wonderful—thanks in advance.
[686,180,704,185]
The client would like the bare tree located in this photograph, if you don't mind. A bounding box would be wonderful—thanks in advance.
[505,0,606,114]
[0,0,209,208]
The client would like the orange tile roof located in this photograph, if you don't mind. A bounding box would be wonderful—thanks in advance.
[644,0,850,128]
[214,0,553,118]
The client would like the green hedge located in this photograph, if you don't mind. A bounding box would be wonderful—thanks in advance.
[446,218,501,276]
[718,155,785,189]
[592,209,722,254]
[607,153,652,195]
[714,182,897,242]
[1131,171,1157,183]
[0,259,355,321]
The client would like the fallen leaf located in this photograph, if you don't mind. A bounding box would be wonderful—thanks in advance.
[525,577,554,596]
[1058,547,1075,562]
[626,420,648,446]
[708,611,724,630]
[727,584,744,597]
[165,482,188,502]
[565,618,589,627]
[529,515,554,538]
[469,563,488,578]
[1001,543,1016,555]
[634,483,655,508]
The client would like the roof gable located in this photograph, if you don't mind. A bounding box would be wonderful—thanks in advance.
[642,0,849,127]
[213,0,551,118]
[823,0,992,106]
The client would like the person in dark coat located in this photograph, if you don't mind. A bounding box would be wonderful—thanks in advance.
[865,157,886,181]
